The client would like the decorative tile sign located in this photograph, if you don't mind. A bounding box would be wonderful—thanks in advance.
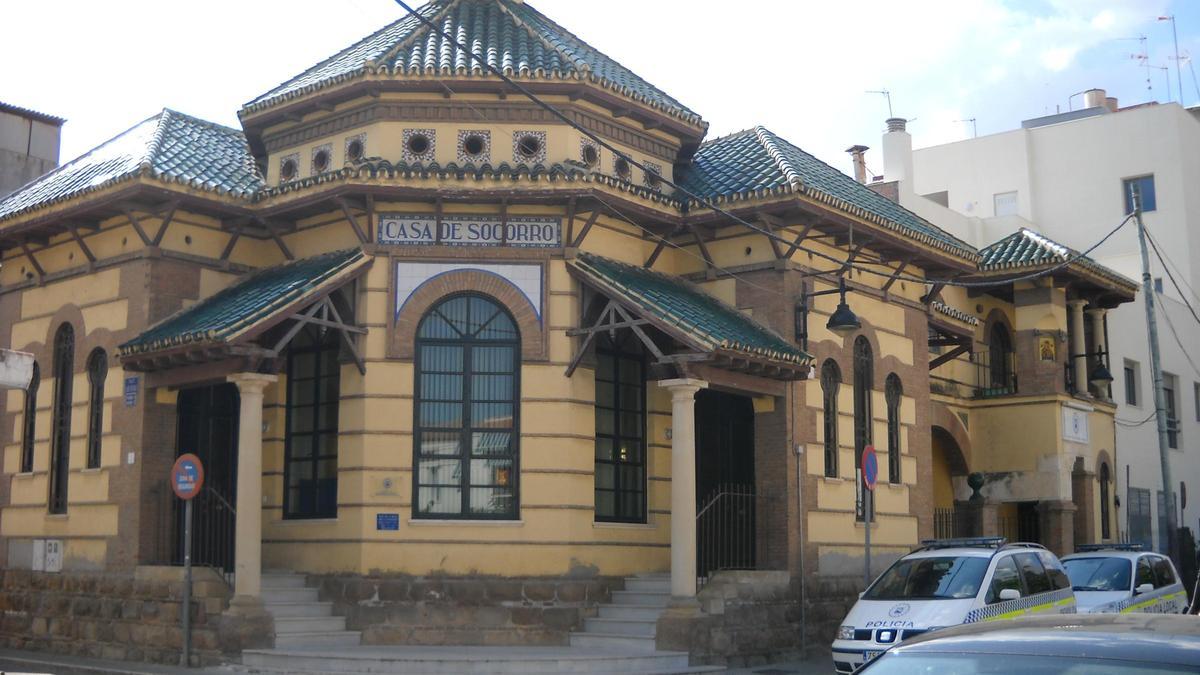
[376,513,400,531]
[379,214,561,248]
[124,376,139,407]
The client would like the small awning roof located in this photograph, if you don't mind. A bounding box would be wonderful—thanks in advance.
[119,248,370,372]
[568,253,812,381]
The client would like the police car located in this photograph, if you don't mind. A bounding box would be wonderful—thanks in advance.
[831,538,1076,673]
[1061,544,1188,614]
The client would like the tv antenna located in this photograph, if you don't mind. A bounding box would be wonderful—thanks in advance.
[956,118,978,138]
[866,89,893,118]
[1117,35,1153,94]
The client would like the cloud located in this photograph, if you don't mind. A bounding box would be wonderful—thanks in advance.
[1041,46,1081,71]
[1092,9,1116,30]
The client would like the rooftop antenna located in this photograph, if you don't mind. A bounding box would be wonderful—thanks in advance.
[1153,64,1172,103]
[1116,35,1153,95]
[866,89,893,118]
[1183,52,1200,104]
[956,118,977,138]
[1159,16,1185,106]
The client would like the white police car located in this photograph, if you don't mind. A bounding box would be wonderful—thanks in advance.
[831,538,1075,673]
[1061,544,1188,614]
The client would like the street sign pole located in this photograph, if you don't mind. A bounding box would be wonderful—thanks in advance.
[181,499,193,668]
[862,445,878,588]
[171,453,204,669]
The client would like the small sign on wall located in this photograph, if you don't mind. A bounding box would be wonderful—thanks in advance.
[376,513,400,531]
[1063,406,1090,443]
[379,214,561,248]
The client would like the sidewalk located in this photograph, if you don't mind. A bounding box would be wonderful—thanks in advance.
[725,651,832,674]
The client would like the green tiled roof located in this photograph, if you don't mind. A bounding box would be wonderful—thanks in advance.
[979,228,1136,287]
[572,252,811,365]
[0,109,262,223]
[120,249,367,355]
[677,127,978,260]
[244,0,702,125]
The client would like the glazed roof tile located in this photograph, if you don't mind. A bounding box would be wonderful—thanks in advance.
[245,0,701,124]
[571,252,811,366]
[0,109,262,223]
[120,249,367,355]
[979,228,1136,288]
[677,127,978,260]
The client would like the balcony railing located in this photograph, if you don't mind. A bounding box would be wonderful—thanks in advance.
[973,350,1017,398]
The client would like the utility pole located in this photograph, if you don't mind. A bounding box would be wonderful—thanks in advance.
[1133,187,1178,566]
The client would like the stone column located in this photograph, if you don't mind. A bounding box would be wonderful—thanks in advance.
[1038,500,1078,557]
[1086,307,1108,399]
[659,378,707,600]
[228,373,277,609]
[1068,300,1088,396]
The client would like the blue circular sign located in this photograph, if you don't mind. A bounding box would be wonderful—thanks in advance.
[171,453,204,500]
[862,445,878,491]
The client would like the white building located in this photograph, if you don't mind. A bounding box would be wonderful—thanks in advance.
[875,90,1200,554]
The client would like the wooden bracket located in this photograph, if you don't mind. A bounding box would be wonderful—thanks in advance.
[151,200,181,246]
[570,210,601,249]
[336,197,370,244]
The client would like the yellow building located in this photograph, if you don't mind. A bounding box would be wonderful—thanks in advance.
[0,0,1137,668]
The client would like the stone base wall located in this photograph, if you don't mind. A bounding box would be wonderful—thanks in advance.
[314,574,623,646]
[0,566,235,666]
[804,575,863,651]
[656,571,802,667]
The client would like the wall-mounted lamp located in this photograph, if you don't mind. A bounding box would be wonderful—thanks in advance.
[802,278,861,337]
[1070,347,1114,387]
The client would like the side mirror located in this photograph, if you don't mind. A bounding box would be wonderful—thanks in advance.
[999,588,1022,601]
[1135,583,1154,595]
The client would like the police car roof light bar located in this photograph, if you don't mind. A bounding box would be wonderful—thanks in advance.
[917,537,1007,551]
[1076,543,1144,552]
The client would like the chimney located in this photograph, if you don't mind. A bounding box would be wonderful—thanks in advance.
[846,145,869,184]
[882,118,913,185]
[1083,88,1107,109]
[1105,96,1119,113]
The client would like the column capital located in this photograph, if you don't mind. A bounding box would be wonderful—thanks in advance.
[1085,307,1107,317]
[228,372,278,393]
[1067,299,1088,309]
[658,378,708,396]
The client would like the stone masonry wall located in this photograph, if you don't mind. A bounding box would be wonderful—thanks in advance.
[804,574,864,651]
[315,574,623,646]
[0,566,237,666]
[657,571,803,667]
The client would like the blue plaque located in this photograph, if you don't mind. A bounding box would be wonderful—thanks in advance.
[376,513,400,531]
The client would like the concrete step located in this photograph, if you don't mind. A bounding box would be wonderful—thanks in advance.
[241,646,696,674]
[274,616,347,634]
[583,617,657,636]
[261,586,320,603]
[625,577,672,593]
[261,573,309,589]
[611,590,671,607]
[568,632,658,652]
[264,600,335,618]
[273,630,362,649]
[598,604,665,621]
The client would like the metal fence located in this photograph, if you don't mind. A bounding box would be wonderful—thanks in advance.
[934,507,974,539]
[696,483,756,585]
[149,483,237,588]
[973,350,1017,398]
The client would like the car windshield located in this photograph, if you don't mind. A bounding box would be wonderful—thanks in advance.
[863,556,990,601]
[1063,557,1132,592]
[862,652,1194,674]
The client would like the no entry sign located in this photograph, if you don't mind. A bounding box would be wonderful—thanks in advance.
[171,454,205,500]
[862,445,878,491]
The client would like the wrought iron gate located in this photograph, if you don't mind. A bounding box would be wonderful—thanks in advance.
[696,483,756,583]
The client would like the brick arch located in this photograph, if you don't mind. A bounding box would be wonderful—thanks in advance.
[930,400,971,475]
[390,269,545,361]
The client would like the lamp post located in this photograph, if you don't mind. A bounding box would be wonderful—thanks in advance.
[803,277,862,337]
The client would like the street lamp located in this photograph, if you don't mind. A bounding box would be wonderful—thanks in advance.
[1069,347,1114,389]
[803,277,862,337]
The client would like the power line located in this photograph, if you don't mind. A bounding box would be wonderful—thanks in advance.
[1144,224,1200,328]
[390,0,1136,292]
[1156,292,1200,379]
[1143,222,1200,306]
[1117,412,1159,427]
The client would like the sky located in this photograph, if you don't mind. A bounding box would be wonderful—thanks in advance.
[5,0,1199,177]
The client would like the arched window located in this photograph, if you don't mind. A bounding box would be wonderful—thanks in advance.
[854,336,874,521]
[885,374,902,485]
[414,295,519,519]
[49,323,74,514]
[1100,462,1112,540]
[20,362,40,473]
[594,332,646,523]
[86,349,108,469]
[989,323,1014,392]
[284,326,341,519]
[821,360,841,479]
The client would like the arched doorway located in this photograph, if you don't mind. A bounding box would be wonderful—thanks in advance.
[932,425,970,538]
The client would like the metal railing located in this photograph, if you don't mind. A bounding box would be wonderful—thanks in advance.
[973,350,1017,398]
[150,483,237,588]
[696,483,756,585]
[934,507,974,539]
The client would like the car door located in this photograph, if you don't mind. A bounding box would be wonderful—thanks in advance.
[1013,552,1057,615]
[966,554,1026,623]
[1036,550,1076,613]
[1150,555,1187,613]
